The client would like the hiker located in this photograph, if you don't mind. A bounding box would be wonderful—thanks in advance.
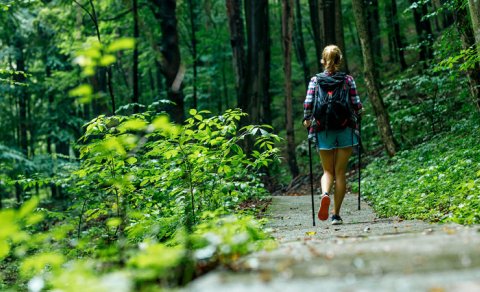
[303,45,363,225]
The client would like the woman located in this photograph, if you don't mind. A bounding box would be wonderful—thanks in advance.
[303,45,362,225]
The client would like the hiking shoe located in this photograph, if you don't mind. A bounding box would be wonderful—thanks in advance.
[331,214,343,225]
[317,193,330,221]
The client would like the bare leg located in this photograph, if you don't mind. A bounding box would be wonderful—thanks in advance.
[319,150,335,195]
[333,147,353,215]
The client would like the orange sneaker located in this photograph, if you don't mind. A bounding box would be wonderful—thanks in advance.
[317,193,330,221]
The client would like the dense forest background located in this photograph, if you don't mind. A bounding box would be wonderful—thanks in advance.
[1,0,479,290]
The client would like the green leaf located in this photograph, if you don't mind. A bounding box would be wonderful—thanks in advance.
[19,197,39,218]
[20,253,65,278]
[99,54,116,66]
[68,84,92,97]
[119,119,147,131]
[107,38,135,52]
[0,240,10,260]
[189,109,197,116]
[25,213,44,226]
[126,157,137,165]
[107,217,122,228]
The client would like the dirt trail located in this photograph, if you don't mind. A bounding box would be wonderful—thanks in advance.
[187,193,480,291]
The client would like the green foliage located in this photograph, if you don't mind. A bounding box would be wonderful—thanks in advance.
[362,118,480,224]
[0,109,278,290]
[73,109,279,239]
[0,195,274,291]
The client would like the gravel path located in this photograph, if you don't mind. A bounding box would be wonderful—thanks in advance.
[186,194,480,291]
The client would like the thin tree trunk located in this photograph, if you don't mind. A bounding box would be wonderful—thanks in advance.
[421,4,434,60]
[133,0,140,113]
[455,7,480,112]
[188,0,198,110]
[391,0,407,70]
[282,0,299,178]
[308,0,324,70]
[73,0,117,114]
[262,3,271,125]
[441,0,455,28]
[410,0,426,62]
[323,0,336,45]
[352,0,397,157]
[335,0,349,72]
[385,0,397,63]
[366,0,381,65]
[45,98,58,201]
[222,49,230,110]
[410,0,433,63]
[468,0,480,55]
[152,0,184,122]
[226,0,247,109]
[293,0,310,87]
[14,37,28,156]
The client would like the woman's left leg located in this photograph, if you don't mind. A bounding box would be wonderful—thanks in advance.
[333,147,353,216]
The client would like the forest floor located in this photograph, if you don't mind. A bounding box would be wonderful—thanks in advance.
[186,192,480,291]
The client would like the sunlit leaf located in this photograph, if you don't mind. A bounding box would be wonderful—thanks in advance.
[19,197,39,218]
[0,240,10,260]
[107,38,135,52]
[126,156,137,165]
[69,84,92,97]
[100,54,116,66]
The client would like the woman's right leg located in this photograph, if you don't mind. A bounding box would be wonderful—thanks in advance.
[319,150,335,195]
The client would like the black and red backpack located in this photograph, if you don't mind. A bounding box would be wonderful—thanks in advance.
[312,72,355,131]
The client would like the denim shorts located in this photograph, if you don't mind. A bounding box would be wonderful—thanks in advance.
[316,128,359,150]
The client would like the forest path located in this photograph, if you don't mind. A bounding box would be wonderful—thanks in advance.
[187,194,480,291]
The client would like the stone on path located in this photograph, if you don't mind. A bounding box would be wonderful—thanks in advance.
[186,194,480,291]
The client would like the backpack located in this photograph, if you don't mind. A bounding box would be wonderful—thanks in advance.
[312,72,355,131]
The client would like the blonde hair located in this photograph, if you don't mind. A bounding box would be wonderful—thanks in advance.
[321,45,343,73]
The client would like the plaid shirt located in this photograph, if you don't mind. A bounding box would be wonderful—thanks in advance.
[303,71,363,134]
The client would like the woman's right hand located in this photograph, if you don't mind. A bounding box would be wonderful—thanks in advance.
[303,119,312,128]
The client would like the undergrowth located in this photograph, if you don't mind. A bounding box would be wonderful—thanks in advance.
[362,118,480,224]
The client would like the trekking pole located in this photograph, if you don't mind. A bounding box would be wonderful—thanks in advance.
[307,128,316,226]
[358,120,361,211]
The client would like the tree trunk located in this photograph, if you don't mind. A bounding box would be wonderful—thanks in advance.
[244,0,269,126]
[308,0,324,70]
[441,0,455,28]
[420,4,434,60]
[226,0,247,109]
[13,36,28,156]
[133,0,140,113]
[152,0,184,123]
[455,7,480,112]
[293,0,310,87]
[262,3,272,125]
[366,0,381,66]
[282,0,299,178]
[188,0,199,110]
[391,0,407,70]
[385,0,396,62]
[410,0,433,63]
[75,0,117,115]
[468,0,480,55]
[323,0,336,45]
[352,0,397,157]
[335,0,349,72]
